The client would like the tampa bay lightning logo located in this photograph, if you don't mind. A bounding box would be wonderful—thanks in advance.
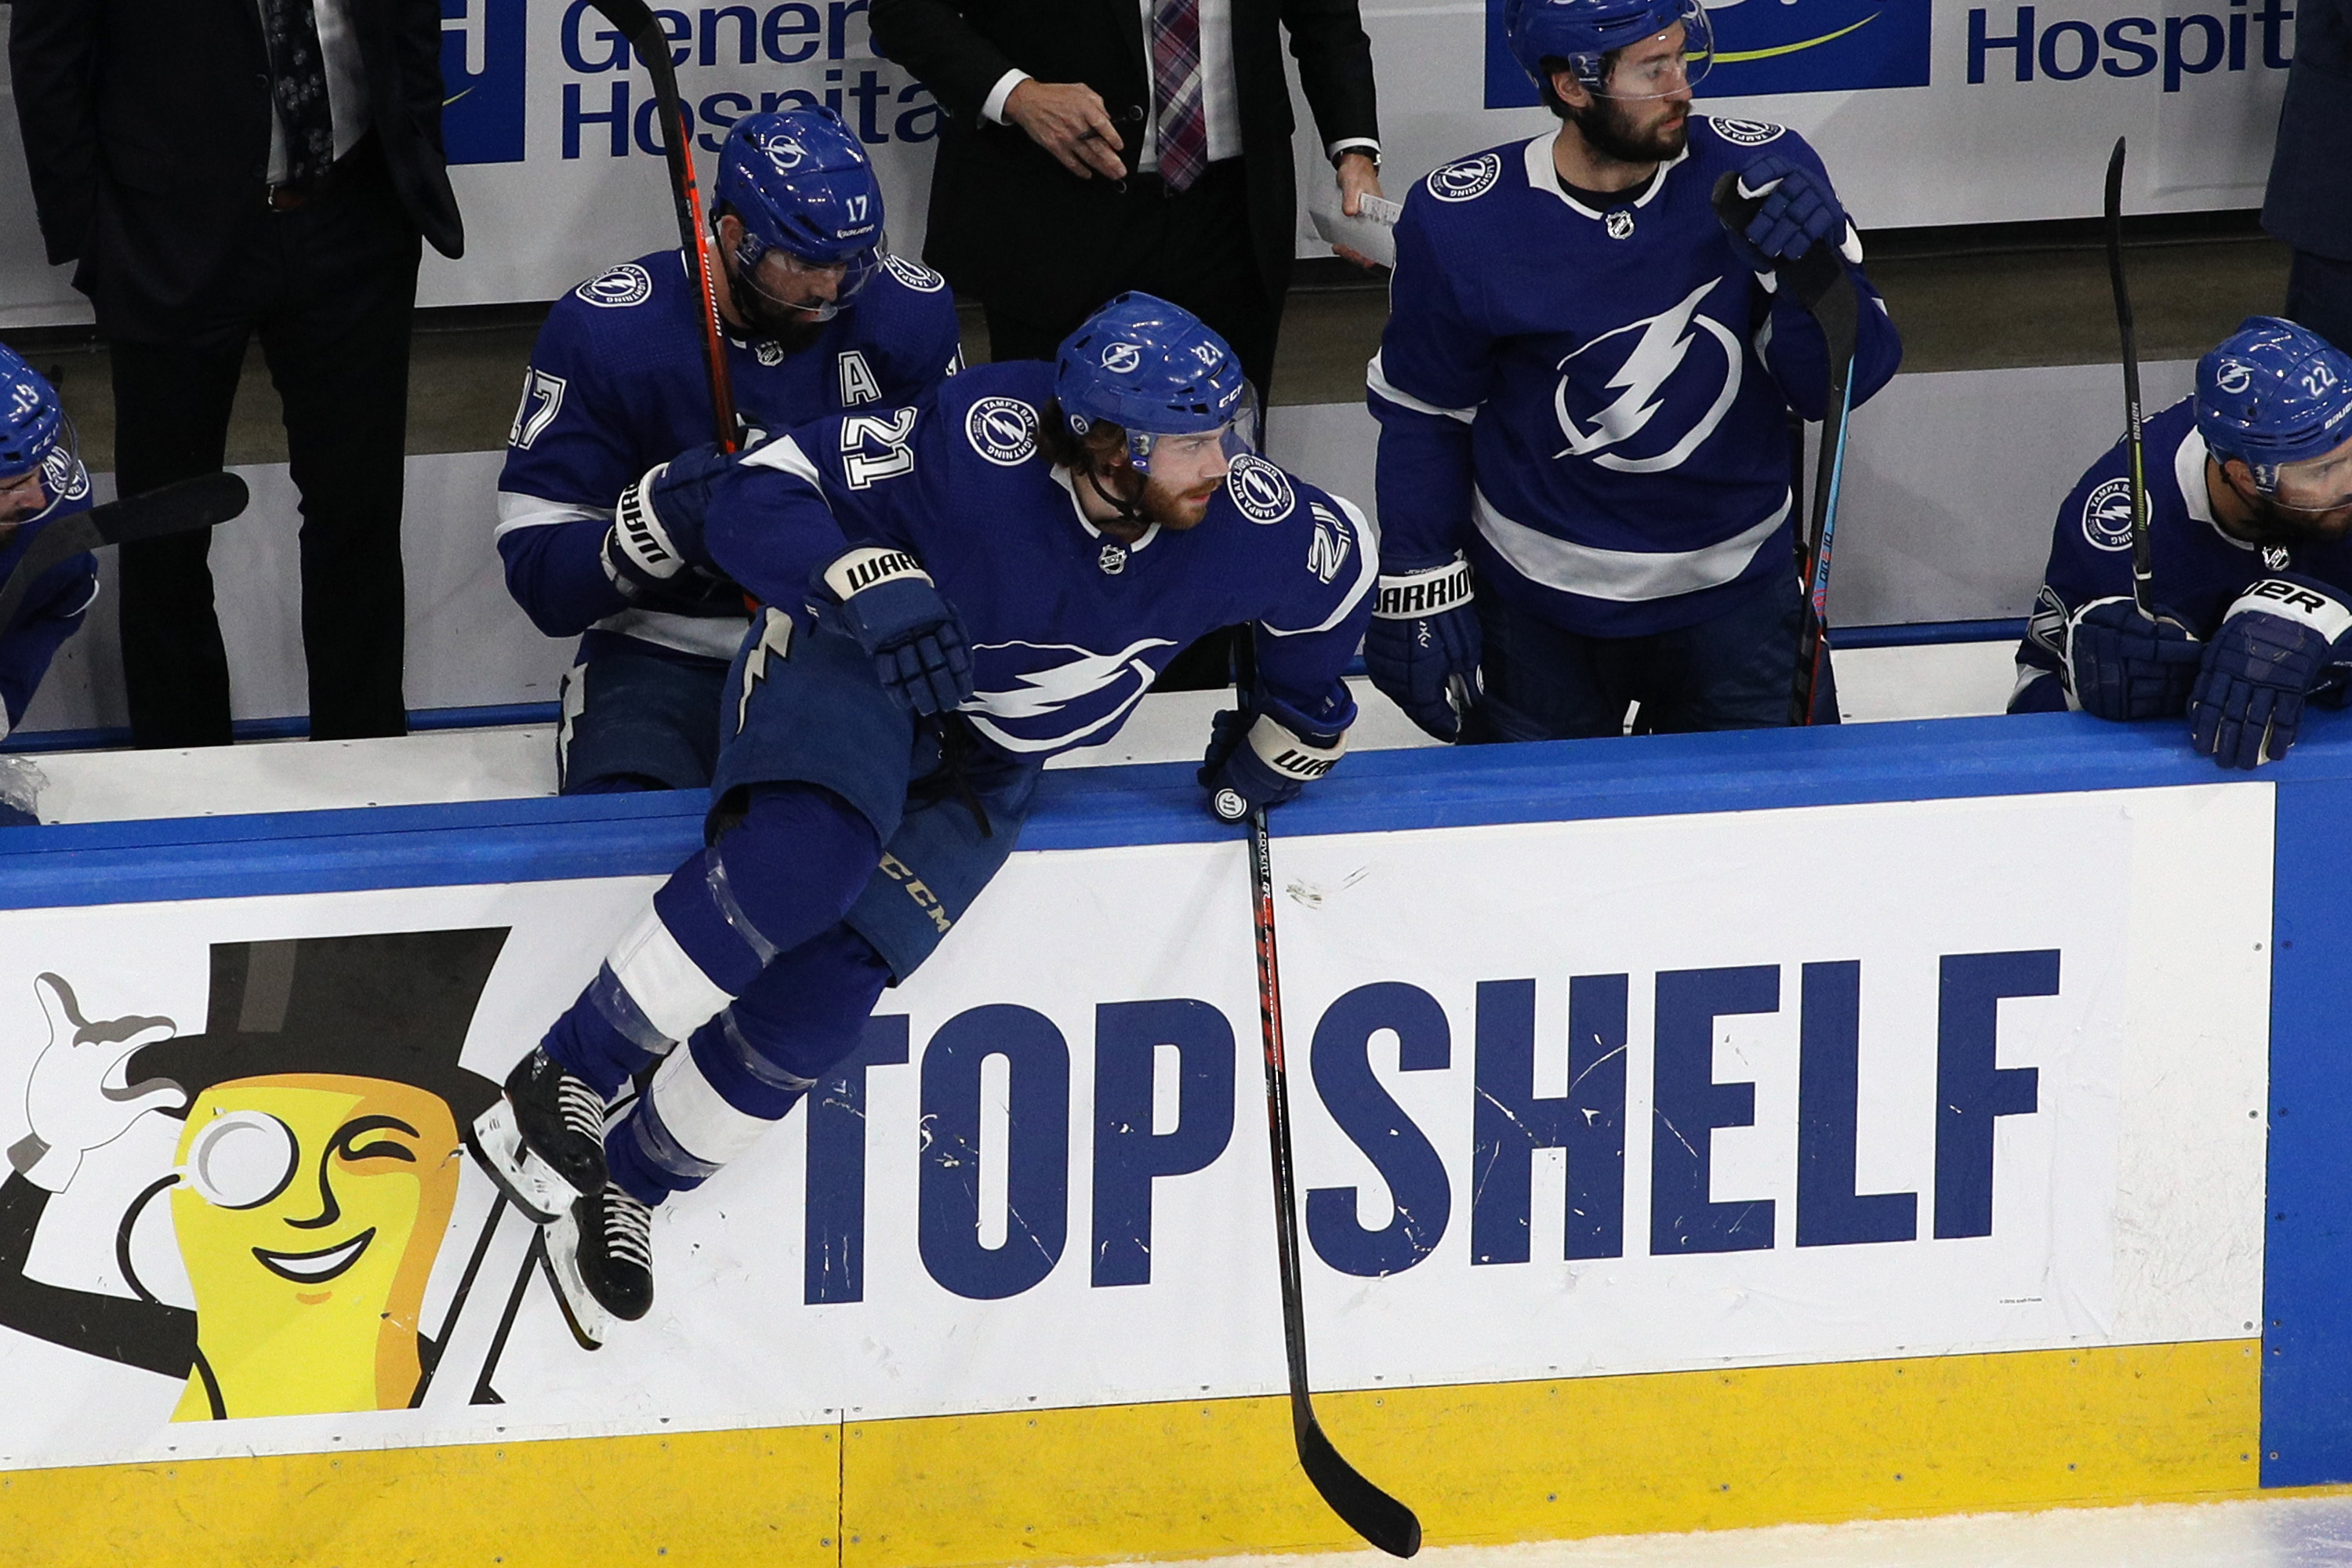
[1100,342,1143,374]
[1709,118,1787,147]
[2080,477,2136,552]
[763,133,808,172]
[40,445,88,505]
[1226,454,1295,523]
[883,254,946,292]
[965,637,1181,752]
[965,397,1040,466]
[1552,279,1742,474]
[1426,153,1503,204]
[2216,362,2254,395]
[575,263,654,309]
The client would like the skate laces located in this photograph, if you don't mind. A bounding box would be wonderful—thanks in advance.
[557,1076,607,1148]
[602,1185,654,1269]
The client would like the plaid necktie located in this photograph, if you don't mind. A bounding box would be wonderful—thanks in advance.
[261,0,336,189]
[1150,0,1208,193]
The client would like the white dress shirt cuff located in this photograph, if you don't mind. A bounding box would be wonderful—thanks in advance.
[982,69,1033,126]
[1327,137,1381,162]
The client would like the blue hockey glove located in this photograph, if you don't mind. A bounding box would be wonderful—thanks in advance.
[1199,692,1352,823]
[604,444,733,599]
[1363,557,1483,742]
[818,546,974,718]
[2064,597,2202,720]
[1722,156,1848,271]
[2188,574,2352,768]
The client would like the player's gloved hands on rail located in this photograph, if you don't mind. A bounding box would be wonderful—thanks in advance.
[818,545,974,718]
[2064,597,2203,720]
[1722,156,1849,272]
[1200,691,1352,823]
[1363,555,1483,742]
[2188,573,2352,769]
[604,444,731,601]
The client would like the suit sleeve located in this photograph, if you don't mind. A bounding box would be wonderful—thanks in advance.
[393,0,451,162]
[7,0,100,267]
[1279,0,1381,150]
[1369,194,1486,571]
[869,0,1023,125]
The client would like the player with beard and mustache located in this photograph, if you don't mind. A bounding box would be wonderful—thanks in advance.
[2013,318,2352,769]
[495,108,963,797]
[463,295,1375,1338]
[1364,0,1900,747]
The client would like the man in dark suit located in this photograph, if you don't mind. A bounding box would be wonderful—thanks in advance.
[10,0,464,746]
[869,0,1381,402]
[2264,0,2352,354]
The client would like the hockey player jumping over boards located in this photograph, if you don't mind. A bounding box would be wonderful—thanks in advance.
[467,295,1376,1339]
[1364,0,1900,742]
[496,108,962,794]
[0,347,100,816]
[2010,316,2352,768]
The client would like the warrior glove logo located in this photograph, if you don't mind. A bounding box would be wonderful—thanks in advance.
[1552,279,1742,474]
[965,397,1040,466]
[2080,477,2136,552]
[1227,455,1295,523]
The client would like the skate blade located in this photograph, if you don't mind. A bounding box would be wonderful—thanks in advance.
[463,1098,583,1224]
[537,1218,612,1352]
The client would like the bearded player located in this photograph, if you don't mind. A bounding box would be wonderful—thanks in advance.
[2011,316,2352,769]
[496,107,961,794]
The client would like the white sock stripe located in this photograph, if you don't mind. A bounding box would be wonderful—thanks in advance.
[647,1046,777,1170]
[606,905,735,1044]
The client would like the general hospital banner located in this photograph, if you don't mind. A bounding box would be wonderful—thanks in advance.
[0,780,2272,1475]
[0,0,2303,323]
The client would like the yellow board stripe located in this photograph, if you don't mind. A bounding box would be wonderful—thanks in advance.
[0,1341,2261,1566]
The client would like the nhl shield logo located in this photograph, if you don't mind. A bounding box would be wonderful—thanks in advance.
[1605,211,1635,240]
[1098,543,1128,575]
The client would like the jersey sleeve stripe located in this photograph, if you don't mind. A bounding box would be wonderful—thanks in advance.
[1472,485,1790,604]
[1367,352,1477,423]
[495,490,612,539]
[739,434,825,485]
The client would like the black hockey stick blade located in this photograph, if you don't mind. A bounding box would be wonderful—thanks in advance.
[1298,1409,1423,1557]
[2103,136,2158,618]
[0,471,249,633]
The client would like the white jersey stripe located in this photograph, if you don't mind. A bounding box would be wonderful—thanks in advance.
[1367,352,1476,423]
[1471,485,1788,604]
[495,489,610,539]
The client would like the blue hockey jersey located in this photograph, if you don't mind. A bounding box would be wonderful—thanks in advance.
[496,248,963,664]
[700,361,1379,759]
[2009,396,2352,713]
[0,457,99,737]
[1370,117,1902,637]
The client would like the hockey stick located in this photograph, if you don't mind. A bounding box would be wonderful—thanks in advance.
[2104,137,2157,619]
[0,471,249,633]
[1710,172,1860,727]
[589,0,740,452]
[1224,635,1422,1559]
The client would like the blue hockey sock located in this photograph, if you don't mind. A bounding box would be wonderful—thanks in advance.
[603,925,892,1205]
[646,782,880,998]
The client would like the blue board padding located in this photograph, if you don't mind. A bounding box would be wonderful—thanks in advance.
[1,708,2339,908]
[2260,771,2352,1486]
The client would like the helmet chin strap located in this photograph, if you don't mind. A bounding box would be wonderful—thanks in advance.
[1083,460,1152,531]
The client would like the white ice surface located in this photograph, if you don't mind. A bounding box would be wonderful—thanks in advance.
[16,642,2022,826]
[1079,1495,2352,1568]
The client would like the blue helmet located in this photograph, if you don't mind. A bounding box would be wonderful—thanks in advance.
[0,343,66,485]
[1053,293,1255,471]
[713,108,885,319]
[1504,0,1712,94]
[2196,317,2352,492]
